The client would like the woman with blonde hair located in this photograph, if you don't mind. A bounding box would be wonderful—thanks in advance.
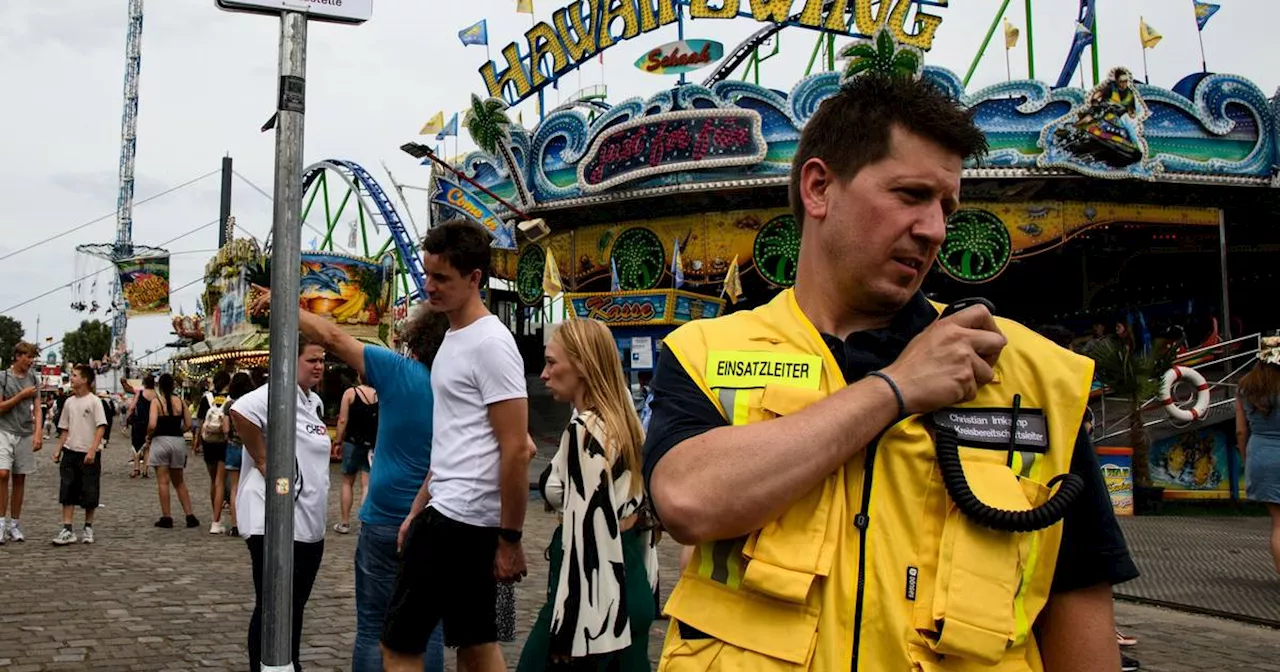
[1237,334,1280,574]
[518,318,658,672]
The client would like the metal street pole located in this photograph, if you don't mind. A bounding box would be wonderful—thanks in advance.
[262,10,307,671]
[1217,209,1232,341]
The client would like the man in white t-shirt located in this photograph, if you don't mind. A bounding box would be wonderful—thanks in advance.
[382,221,531,672]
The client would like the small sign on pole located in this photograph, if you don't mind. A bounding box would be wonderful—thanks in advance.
[215,0,372,24]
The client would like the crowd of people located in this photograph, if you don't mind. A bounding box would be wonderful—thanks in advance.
[15,73,1280,672]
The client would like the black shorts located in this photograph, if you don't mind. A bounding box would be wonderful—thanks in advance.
[382,508,500,652]
[59,451,101,509]
[202,441,228,465]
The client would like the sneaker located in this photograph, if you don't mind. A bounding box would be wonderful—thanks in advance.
[1116,629,1138,647]
[228,526,238,537]
[209,521,225,535]
[154,517,173,528]
[185,514,200,529]
[52,528,77,545]
[333,522,351,534]
[82,527,95,544]
[8,522,25,542]
[1121,653,1141,671]
[0,521,6,545]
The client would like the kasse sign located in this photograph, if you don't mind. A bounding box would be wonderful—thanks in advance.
[215,0,371,24]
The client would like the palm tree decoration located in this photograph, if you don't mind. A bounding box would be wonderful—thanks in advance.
[753,215,801,287]
[1089,340,1175,489]
[840,27,923,82]
[464,93,532,208]
[938,209,1012,283]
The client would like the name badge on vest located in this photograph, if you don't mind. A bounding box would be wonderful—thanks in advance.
[931,407,1050,452]
[705,351,823,390]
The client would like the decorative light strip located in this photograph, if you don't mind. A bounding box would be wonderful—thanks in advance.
[179,349,271,366]
[485,168,1271,216]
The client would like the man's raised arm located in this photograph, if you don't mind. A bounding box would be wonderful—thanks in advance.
[650,306,1006,545]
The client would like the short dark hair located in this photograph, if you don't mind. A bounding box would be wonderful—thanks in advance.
[213,371,231,392]
[228,371,254,398]
[788,74,988,230]
[142,373,155,389]
[12,342,37,359]
[298,331,319,356]
[1037,324,1075,349]
[421,221,492,284]
[401,304,451,368]
[74,364,96,388]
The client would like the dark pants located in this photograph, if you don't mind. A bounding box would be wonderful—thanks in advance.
[353,523,444,672]
[246,535,325,671]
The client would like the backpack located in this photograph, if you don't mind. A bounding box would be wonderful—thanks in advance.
[200,392,230,442]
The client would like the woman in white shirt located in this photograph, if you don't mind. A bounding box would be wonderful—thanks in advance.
[229,333,330,672]
[518,318,659,672]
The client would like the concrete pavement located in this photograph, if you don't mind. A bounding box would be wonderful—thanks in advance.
[2,429,1280,670]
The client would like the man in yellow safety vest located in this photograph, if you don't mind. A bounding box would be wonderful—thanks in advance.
[642,73,1138,671]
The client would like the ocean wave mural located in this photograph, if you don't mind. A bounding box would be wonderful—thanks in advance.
[442,64,1276,210]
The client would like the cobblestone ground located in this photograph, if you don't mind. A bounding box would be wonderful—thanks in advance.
[2,432,1280,670]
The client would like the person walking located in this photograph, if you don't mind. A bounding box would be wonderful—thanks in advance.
[51,365,105,545]
[147,374,200,529]
[222,371,255,538]
[643,73,1136,671]
[231,333,332,672]
[381,221,532,672]
[194,371,234,534]
[127,375,157,478]
[333,376,378,535]
[518,319,658,672]
[1238,334,1280,574]
[271,285,450,672]
[0,342,43,544]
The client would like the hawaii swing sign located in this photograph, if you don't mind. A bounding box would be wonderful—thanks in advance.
[480,0,951,104]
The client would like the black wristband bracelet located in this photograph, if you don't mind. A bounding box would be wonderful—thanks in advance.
[867,370,907,420]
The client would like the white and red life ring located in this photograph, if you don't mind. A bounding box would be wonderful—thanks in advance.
[1160,366,1210,422]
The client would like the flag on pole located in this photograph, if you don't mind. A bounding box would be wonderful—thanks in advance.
[610,258,621,292]
[1193,2,1221,31]
[1004,19,1020,49]
[516,0,534,14]
[436,113,458,141]
[458,19,489,46]
[671,239,685,289]
[543,248,563,298]
[420,111,445,135]
[721,255,742,304]
[1140,18,1163,49]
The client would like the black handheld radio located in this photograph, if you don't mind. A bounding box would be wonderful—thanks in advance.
[931,299,1084,533]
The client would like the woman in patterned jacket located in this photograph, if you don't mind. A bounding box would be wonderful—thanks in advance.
[519,318,659,672]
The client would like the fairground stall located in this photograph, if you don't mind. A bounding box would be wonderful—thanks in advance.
[414,0,1279,506]
[169,163,418,425]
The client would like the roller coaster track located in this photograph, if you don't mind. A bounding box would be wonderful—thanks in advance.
[702,0,840,87]
[301,160,428,302]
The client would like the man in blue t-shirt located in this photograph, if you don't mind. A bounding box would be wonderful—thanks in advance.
[293,298,451,672]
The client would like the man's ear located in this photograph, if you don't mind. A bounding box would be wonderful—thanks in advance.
[798,157,833,224]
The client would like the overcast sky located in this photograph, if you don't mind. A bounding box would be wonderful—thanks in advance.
[1,0,1275,367]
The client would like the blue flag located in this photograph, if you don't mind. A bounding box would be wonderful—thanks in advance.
[459,19,488,47]
[671,239,685,289]
[611,258,621,292]
[1193,2,1221,31]
[436,113,458,141]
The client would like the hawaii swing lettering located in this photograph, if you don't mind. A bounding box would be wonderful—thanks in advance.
[480,0,949,104]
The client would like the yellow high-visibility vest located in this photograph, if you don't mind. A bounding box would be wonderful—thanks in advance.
[656,289,1094,671]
